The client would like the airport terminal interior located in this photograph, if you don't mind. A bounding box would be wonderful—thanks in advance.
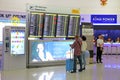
[0,0,120,80]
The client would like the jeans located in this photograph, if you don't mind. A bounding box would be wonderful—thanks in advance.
[81,51,86,68]
[73,55,82,71]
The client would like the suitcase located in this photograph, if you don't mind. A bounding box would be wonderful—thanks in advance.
[66,49,74,72]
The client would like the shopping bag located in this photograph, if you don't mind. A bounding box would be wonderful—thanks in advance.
[85,50,90,58]
[85,50,90,64]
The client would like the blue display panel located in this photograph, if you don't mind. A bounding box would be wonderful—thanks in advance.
[91,15,117,23]
[10,27,25,55]
[30,41,73,62]
[94,30,120,42]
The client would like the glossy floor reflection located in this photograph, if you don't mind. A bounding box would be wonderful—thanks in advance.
[1,55,120,80]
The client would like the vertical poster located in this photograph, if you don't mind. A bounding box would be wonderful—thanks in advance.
[67,15,80,37]
[56,14,69,37]
[43,13,57,37]
[82,24,93,35]
[29,13,44,37]
[10,27,25,55]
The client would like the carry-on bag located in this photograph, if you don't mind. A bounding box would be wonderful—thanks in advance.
[66,49,74,72]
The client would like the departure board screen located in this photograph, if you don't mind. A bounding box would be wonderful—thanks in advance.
[67,15,80,37]
[43,13,57,37]
[56,14,69,37]
[29,13,44,37]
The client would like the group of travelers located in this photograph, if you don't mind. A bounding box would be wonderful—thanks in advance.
[70,34,104,73]
[70,35,88,73]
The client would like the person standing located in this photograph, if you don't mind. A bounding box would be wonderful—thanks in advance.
[70,35,82,73]
[81,35,87,70]
[96,34,104,63]
[116,37,120,43]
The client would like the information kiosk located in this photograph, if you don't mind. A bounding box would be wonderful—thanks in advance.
[2,26,26,70]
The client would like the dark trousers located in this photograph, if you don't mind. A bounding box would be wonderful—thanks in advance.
[73,55,82,71]
[96,47,102,62]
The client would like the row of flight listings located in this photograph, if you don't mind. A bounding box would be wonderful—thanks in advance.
[28,12,80,38]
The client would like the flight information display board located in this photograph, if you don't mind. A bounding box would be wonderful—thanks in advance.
[67,15,80,37]
[29,13,44,37]
[56,14,69,37]
[43,13,57,37]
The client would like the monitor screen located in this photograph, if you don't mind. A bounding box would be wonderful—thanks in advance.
[29,13,44,37]
[67,15,80,37]
[56,14,69,37]
[10,27,25,55]
[43,13,57,37]
[30,40,73,62]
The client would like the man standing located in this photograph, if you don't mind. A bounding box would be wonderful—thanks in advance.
[70,35,82,73]
[96,34,104,63]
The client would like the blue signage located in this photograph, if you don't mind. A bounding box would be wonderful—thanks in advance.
[91,15,117,23]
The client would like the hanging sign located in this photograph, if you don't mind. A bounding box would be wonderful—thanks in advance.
[91,15,117,23]
[71,9,80,14]
[0,11,26,23]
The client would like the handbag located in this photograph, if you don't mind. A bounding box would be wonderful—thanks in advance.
[100,47,103,51]
[85,50,90,58]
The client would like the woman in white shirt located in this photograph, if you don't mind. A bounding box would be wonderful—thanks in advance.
[81,36,87,70]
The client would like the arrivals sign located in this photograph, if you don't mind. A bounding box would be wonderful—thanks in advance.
[91,15,117,23]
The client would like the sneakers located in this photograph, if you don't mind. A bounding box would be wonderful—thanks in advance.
[78,69,82,72]
[71,69,83,73]
[70,71,76,73]
[82,67,85,70]
[100,62,103,63]
[97,61,103,63]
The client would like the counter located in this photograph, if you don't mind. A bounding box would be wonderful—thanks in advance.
[94,43,120,55]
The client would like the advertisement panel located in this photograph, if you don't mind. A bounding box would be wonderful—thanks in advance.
[30,41,73,62]
[10,27,25,55]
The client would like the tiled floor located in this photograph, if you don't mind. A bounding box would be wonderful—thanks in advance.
[0,55,120,80]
